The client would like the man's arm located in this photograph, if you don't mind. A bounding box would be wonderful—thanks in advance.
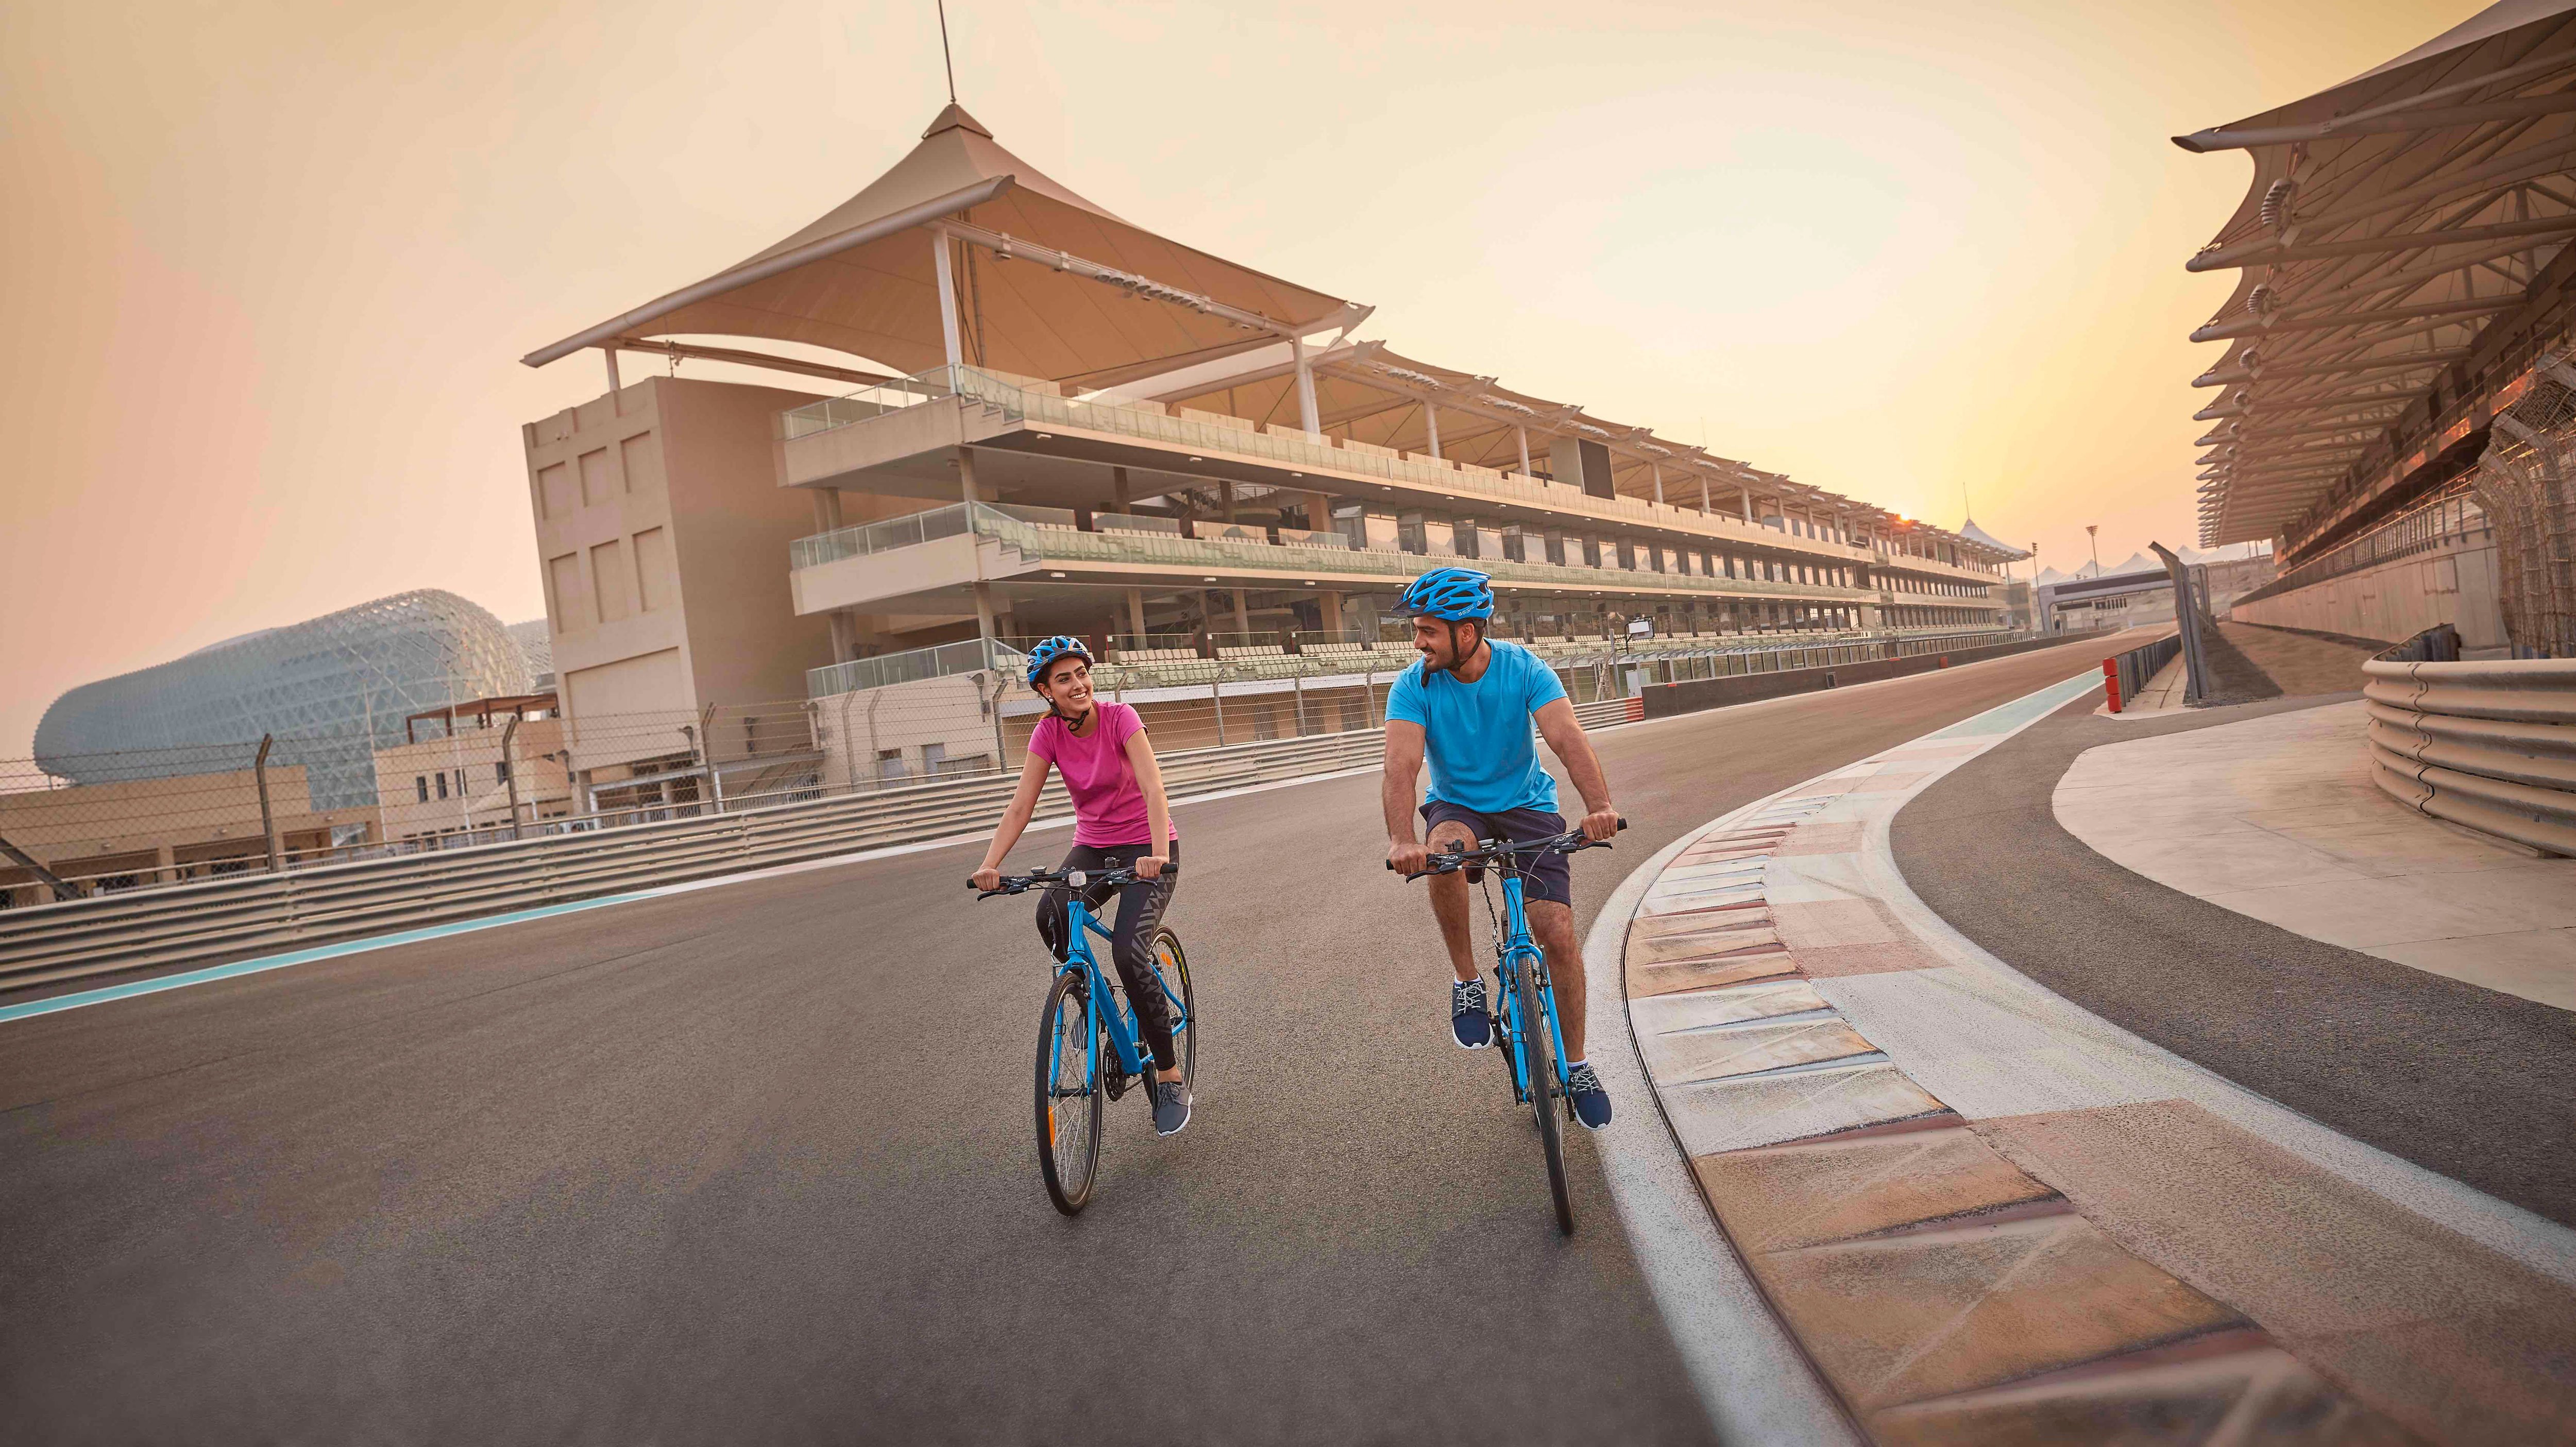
[1383,719,1430,873]
[1533,697,1620,841]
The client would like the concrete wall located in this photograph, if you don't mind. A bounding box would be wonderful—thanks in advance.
[523,377,837,770]
[2228,540,2505,650]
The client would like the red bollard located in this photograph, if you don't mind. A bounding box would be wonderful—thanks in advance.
[2102,657,2123,713]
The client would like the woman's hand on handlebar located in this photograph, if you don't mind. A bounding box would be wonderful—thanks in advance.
[1135,854,1166,881]
[970,866,1003,892]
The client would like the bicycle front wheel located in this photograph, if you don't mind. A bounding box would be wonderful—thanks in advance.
[1152,928,1196,1092]
[1512,951,1574,1236]
[1035,969,1105,1216]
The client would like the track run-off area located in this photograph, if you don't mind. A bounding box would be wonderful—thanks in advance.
[7,641,2155,1445]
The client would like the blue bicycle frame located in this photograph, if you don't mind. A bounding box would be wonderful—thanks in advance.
[1487,870,1575,1109]
[1048,894,1188,1096]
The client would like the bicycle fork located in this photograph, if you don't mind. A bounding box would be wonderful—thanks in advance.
[1494,943,1572,1110]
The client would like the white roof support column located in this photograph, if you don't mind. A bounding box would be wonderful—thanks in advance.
[1516,426,1533,476]
[1699,474,1710,513]
[1740,485,1754,523]
[931,230,964,370]
[1292,331,1321,435]
[1423,400,1442,459]
[1651,463,1665,505]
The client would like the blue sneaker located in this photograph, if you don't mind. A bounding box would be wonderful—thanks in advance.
[1566,1062,1613,1130]
[1451,979,1493,1049]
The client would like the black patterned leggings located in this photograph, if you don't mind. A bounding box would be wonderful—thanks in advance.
[1035,839,1181,1072]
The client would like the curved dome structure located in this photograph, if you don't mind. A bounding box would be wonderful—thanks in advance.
[34,590,531,808]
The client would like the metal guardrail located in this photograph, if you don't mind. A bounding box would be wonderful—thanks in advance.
[2100,635,2181,713]
[0,696,1638,992]
[2363,629,2576,856]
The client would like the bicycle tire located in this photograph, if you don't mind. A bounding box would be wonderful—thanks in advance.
[1513,949,1574,1236]
[1035,969,1105,1216]
[1151,928,1196,1092]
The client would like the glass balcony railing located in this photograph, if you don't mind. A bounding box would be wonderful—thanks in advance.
[804,636,1027,700]
[778,365,1876,564]
[790,501,1882,607]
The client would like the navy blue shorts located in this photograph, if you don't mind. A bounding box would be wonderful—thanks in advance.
[1418,801,1572,906]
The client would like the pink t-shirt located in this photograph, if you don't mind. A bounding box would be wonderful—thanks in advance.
[1028,702,1176,848]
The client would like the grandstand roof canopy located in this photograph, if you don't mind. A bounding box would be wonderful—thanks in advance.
[523,104,1365,390]
[2179,2,2576,551]
[523,105,2021,566]
[1955,517,2031,559]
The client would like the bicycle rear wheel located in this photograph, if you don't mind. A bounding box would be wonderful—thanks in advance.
[1151,928,1196,1092]
[1512,950,1574,1236]
[1035,969,1105,1216]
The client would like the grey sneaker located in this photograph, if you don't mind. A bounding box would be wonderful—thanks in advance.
[1153,1080,1192,1137]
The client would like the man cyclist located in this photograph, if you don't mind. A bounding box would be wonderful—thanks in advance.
[1383,568,1621,1129]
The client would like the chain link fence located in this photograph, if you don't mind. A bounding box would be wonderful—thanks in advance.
[2477,356,2576,657]
[3,623,2015,908]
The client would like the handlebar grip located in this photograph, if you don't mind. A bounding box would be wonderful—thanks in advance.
[1618,816,1629,831]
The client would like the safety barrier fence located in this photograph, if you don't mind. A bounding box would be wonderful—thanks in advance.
[1641,628,2101,719]
[0,696,1638,991]
[2363,625,2576,856]
[2101,635,2182,713]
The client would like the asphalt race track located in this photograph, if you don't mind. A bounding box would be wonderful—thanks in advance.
[1,643,2114,1445]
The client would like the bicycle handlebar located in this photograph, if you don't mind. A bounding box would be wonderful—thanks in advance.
[969,860,1178,899]
[1386,816,1628,881]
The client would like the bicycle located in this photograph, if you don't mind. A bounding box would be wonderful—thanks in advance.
[1391,820,1623,1235]
[973,862,1194,1216]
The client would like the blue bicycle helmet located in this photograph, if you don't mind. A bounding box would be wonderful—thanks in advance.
[1023,635,1094,688]
[1400,567,1495,621]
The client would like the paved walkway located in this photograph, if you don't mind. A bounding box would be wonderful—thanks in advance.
[1617,673,2576,1444]
[2057,700,2576,1011]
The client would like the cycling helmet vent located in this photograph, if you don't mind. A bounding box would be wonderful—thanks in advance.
[1400,567,1494,621]
[1023,635,1094,687]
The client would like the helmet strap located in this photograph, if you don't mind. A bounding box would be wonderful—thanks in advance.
[1438,620,1488,676]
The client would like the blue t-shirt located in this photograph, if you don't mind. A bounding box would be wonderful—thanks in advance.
[1385,640,1569,813]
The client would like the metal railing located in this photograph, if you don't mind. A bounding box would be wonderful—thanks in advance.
[2363,630,2576,856]
[2102,635,2181,712]
[1,696,1637,990]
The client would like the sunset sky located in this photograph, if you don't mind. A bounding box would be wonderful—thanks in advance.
[0,0,2478,756]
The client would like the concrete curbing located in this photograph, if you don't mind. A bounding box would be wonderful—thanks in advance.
[1603,670,2497,1444]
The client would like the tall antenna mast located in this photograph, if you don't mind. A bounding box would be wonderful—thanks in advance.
[937,0,958,104]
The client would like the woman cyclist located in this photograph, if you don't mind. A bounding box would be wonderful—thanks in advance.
[970,637,1191,1137]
